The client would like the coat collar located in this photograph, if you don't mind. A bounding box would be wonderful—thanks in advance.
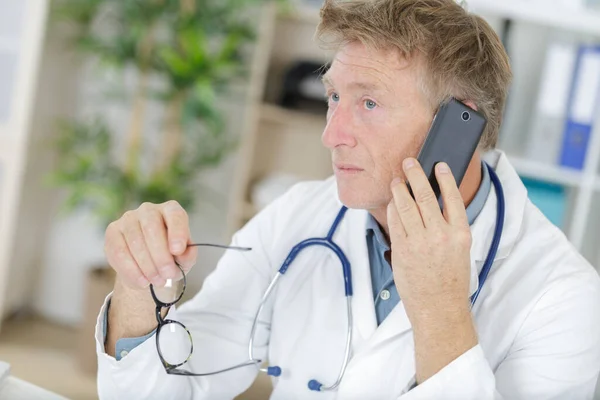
[467,150,528,297]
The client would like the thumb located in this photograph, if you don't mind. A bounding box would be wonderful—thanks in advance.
[177,240,198,274]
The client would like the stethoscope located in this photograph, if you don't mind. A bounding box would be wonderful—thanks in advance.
[204,163,504,392]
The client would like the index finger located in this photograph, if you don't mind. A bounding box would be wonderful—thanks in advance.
[435,162,468,227]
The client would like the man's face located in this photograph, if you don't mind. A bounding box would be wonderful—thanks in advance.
[322,41,434,210]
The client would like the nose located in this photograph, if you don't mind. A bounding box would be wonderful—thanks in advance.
[321,105,357,149]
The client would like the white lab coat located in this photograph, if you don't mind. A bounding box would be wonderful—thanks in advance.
[95,150,600,399]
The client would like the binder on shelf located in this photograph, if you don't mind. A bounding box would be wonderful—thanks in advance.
[526,39,578,165]
[520,176,567,229]
[559,44,600,170]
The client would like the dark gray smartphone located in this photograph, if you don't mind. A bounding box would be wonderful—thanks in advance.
[412,98,487,201]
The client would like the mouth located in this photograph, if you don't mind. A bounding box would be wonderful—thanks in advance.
[334,163,364,174]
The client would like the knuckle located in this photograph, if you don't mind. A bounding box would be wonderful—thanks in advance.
[163,200,189,221]
[455,229,472,247]
[164,199,182,211]
[178,207,189,219]
[138,202,155,212]
[122,210,137,222]
[105,221,117,237]
[139,209,161,231]
[434,230,450,244]
[445,191,463,204]
[415,189,436,205]
[396,200,413,214]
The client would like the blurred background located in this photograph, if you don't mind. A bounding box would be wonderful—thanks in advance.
[1,0,600,399]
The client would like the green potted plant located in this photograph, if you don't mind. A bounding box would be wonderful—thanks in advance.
[50,0,278,229]
[48,0,282,374]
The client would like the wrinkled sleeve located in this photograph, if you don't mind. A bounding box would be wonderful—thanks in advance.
[400,271,600,400]
[95,190,291,400]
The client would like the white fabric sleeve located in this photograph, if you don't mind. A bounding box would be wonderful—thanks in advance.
[399,268,600,400]
[399,345,496,400]
[95,192,287,400]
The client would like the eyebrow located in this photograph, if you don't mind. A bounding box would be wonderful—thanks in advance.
[321,74,390,94]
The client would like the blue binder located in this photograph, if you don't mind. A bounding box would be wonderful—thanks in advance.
[559,45,600,170]
[520,176,566,228]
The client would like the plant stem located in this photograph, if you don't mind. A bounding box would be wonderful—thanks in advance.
[180,0,195,14]
[158,90,186,173]
[124,24,157,176]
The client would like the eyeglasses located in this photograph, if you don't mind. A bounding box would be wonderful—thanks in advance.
[149,242,260,376]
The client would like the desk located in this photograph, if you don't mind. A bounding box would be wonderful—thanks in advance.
[0,376,68,399]
[0,361,67,400]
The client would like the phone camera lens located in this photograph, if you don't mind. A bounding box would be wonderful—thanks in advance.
[461,111,471,122]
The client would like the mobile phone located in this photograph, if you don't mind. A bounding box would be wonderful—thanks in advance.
[412,98,487,202]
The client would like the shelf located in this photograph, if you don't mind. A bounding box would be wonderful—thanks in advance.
[278,5,321,25]
[0,137,15,165]
[241,201,257,220]
[466,0,600,37]
[280,1,600,37]
[260,103,326,127]
[508,155,586,188]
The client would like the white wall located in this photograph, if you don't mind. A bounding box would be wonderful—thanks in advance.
[17,18,250,326]
[3,10,82,320]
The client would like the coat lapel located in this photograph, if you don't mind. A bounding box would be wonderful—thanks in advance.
[469,150,528,299]
[334,206,378,346]
[332,206,417,394]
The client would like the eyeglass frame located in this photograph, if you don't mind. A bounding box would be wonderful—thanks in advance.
[149,243,261,376]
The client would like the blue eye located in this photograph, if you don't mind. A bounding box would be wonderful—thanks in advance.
[365,99,377,110]
[330,93,340,102]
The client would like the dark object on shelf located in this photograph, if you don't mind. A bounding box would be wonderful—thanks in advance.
[279,61,330,114]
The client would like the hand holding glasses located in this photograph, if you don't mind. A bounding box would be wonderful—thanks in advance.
[149,242,262,376]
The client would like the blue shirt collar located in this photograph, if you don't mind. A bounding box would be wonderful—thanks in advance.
[366,161,491,249]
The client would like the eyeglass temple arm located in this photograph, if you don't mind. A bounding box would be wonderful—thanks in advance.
[187,243,252,251]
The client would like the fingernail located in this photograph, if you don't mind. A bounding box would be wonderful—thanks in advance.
[403,158,415,169]
[391,177,402,186]
[437,162,450,174]
[171,241,184,253]
[137,276,150,288]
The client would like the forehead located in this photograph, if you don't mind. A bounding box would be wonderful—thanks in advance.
[324,41,415,87]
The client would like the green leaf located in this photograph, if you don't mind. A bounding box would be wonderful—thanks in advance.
[194,79,216,106]
[47,0,286,227]
[159,47,194,78]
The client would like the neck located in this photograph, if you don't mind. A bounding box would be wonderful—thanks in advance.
[372,152,483,237]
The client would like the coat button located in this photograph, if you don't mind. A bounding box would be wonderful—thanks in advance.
[380,289,391,301]
[120,350,129,358]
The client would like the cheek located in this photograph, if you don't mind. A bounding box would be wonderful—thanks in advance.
[371,124,424,180]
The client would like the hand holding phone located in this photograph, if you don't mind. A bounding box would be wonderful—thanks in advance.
[411,98,487,201]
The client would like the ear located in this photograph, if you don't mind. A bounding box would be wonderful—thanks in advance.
[463,100,478,111]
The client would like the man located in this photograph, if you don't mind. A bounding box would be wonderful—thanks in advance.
[95,0,600,398]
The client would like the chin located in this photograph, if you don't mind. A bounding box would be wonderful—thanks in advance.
[336,181,382,210]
